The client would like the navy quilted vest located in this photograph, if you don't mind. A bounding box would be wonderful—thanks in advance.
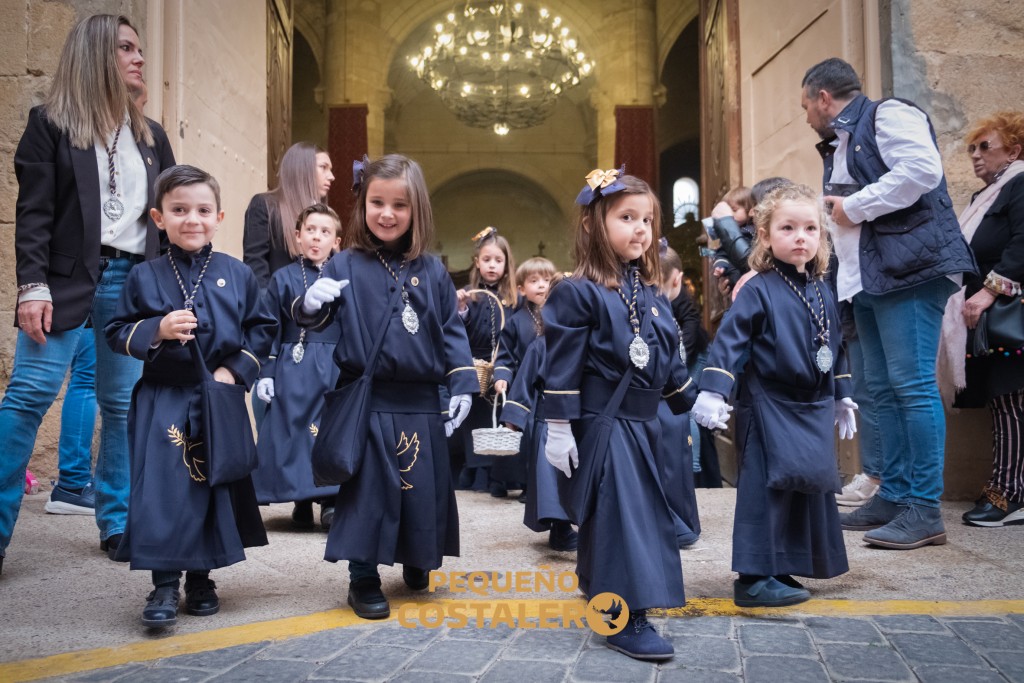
[817,95,976,294]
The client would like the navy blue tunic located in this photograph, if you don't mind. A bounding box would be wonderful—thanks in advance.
[300,249,478,569]
[252,258,341,504]
[501,339,571,532]
[543,269,695,611]
[105,245,277,571]
[460,284,515,470]
[700,260,851,579]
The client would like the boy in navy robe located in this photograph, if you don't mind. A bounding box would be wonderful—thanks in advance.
[106,165,276,629]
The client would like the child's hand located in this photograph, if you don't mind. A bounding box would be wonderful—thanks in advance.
[158,309,197,342]
[835,397,859,440]
[493,379,508,395]
[713,266,725,278]
[503,422,521,432]
[302,278,348,314]
[456,289,470,312]
[212,367,235,384]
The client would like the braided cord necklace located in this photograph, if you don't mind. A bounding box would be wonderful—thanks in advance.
[167,250,212,345]
[102,125,125,221]
[526,301,543,336]
[375,250,419,334]
[292,257,324,363]
[772,264,833,372]
[617,267,650,369]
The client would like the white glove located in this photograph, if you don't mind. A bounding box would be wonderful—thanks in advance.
[692,390,732,430]
[545,421,578,477]
[302,278,349,314]
[836,397,859,440]
[255,377,275,403]
[444,393,472,437]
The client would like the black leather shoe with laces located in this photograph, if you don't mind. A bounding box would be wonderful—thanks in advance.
[184,576,220,616]
[142,587,180,628]
[605,610,674,660]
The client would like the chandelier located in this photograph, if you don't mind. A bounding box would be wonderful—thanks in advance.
[408,2,595,135]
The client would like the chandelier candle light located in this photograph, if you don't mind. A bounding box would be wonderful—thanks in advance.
[409,2,595,135]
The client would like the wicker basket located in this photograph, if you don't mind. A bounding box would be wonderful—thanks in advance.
[472,393,522,456]
[465,288,507,395]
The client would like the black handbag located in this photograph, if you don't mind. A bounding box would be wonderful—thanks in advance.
[188,339,258,487]
[971,295,1024,357]
[311,253,406,486]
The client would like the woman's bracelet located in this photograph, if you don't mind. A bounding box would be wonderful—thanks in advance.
[984,271,1021,297]
[17,282,47,293]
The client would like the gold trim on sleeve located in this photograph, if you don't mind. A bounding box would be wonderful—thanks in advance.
[703,367,735,381]
[543,390,580,395]
[124,320,144,359]
[835,373,852,379]
[446,366,476,376]
[662,377,692,399]
[506,400,531,413]
[240,349,261,370]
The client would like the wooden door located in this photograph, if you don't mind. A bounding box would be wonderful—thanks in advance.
[267,0,293,182]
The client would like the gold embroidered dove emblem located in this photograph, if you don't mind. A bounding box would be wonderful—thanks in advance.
[396,431,420,490]
[168,424,206,482]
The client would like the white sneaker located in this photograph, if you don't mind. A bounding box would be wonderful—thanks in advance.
[836,473,879,507]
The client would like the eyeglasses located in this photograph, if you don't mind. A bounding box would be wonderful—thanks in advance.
[968,140,1003,154]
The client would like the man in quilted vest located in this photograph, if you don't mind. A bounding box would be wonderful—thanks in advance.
[800,57,976,550]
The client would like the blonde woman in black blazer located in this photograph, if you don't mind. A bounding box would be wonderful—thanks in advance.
[0,14,174,575]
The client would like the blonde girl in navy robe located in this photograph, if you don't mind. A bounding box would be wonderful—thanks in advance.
[455,227,517,496]
[693,183,856,608]
[106,165,276,629]
[542,170,695,661]
[297,154,478,620]
[252,204,343,530]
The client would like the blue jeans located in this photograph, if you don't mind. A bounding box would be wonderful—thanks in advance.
[852,277,956,508]
[0,257,141,553]
[845,337,882,480]
[57,329,97,490]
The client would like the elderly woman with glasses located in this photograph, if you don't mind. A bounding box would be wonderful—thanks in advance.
[943,111,1024,527]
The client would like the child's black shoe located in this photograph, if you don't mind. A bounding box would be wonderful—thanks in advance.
[142,587,180,628]
[548,521,578,551]
[403,565,430,591]
[184,577,220,616]
[605,610,674,661]
[291,500,314,529]
[348,577,390,619]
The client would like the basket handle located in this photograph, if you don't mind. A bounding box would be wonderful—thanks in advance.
[465,288,507,363]
[492,390,506,428]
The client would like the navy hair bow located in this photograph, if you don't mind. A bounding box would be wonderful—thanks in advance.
[351,154,371,193]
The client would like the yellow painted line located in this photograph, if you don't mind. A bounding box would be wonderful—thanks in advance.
[4,598,1024,682]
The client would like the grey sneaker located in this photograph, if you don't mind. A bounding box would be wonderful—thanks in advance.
[44,483,95,515]
[836,473,880,507]
[838,495,906,530]
[864,504,947,549]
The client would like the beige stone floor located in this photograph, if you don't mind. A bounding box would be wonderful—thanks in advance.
[1,488,1021,663]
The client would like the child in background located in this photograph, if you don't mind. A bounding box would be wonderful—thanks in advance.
[543,169,695,660]
[455,227,517,496]
[711,186,756,293]
[492,257,556,504]
[252,203,343,530]
[106,165,276,629]
[297,154,477,620]
[693,183,855,608]
[657,242,701,547]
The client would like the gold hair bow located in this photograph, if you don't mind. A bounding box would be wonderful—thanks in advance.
[471,226,497,242]
[584,168,621,191]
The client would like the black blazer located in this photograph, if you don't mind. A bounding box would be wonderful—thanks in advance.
[13,105,176,333]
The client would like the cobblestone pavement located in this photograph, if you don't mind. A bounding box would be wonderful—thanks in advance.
[32,612,1024,682]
